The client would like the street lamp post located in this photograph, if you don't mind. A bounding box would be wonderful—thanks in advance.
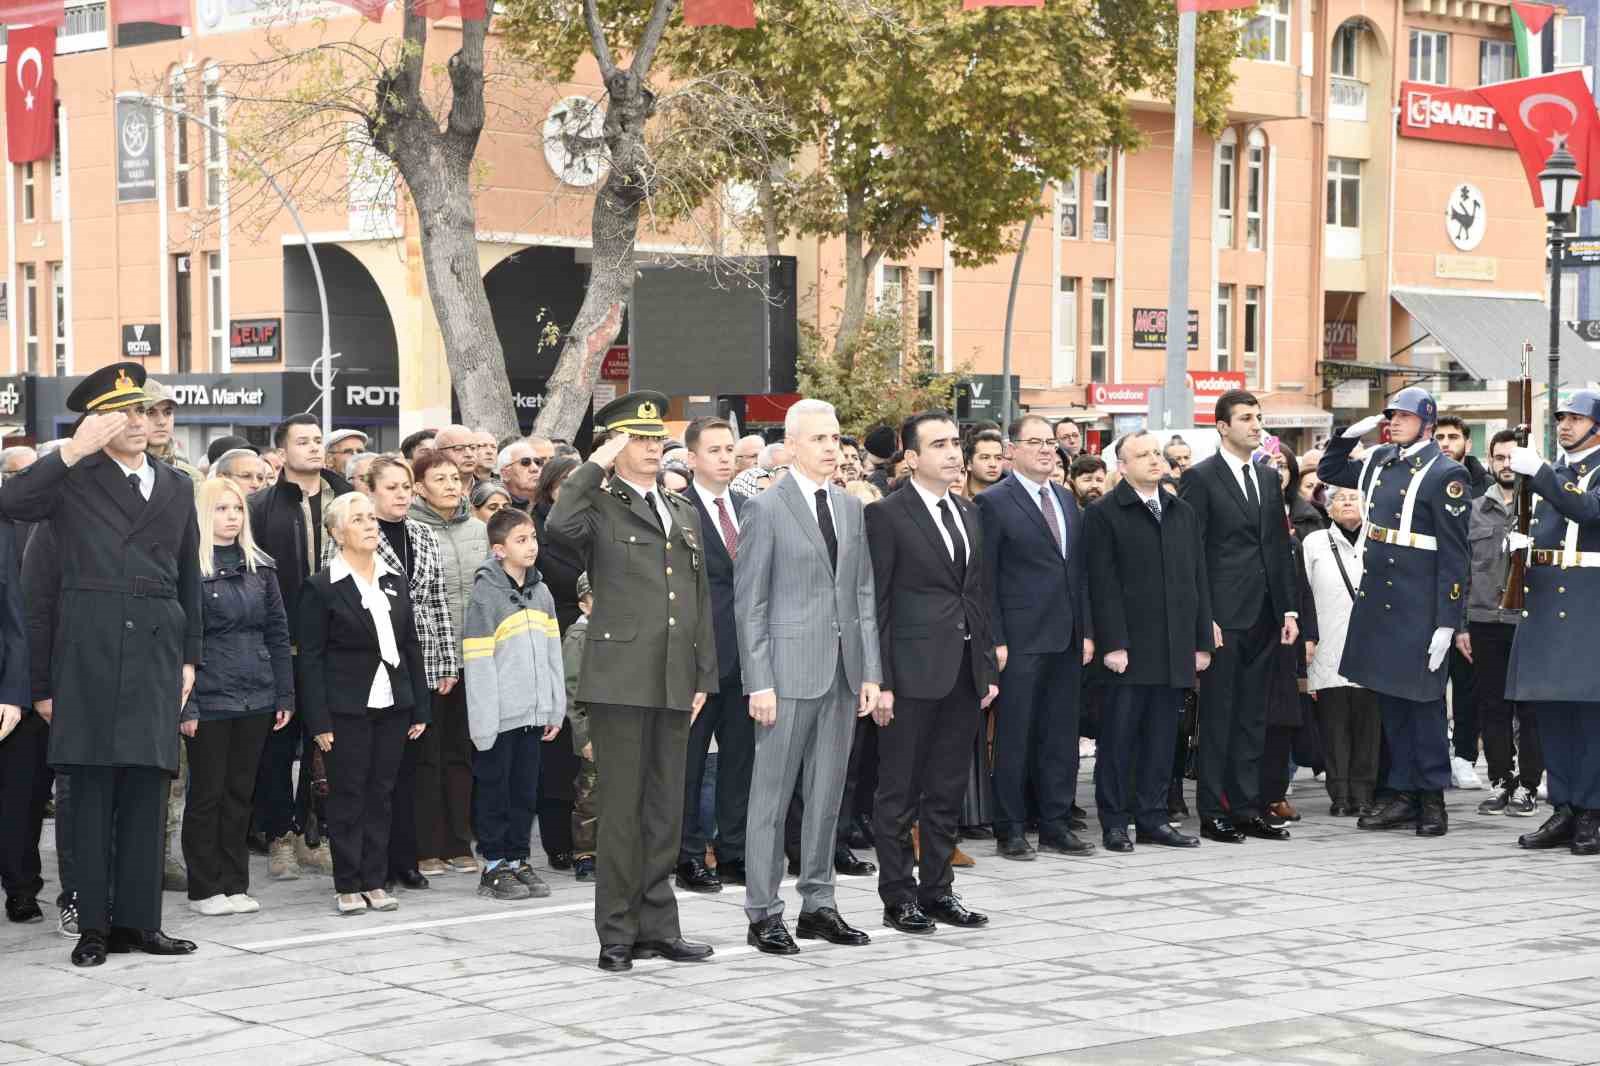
[1540,145,1582,458]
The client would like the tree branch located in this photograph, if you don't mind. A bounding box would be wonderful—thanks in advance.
[445,10,492,152]
[630,0,677,80]
[584,0,615,77]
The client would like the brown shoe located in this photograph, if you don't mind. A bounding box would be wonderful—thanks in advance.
[1267,801,1301,822]
[951,846,976,868]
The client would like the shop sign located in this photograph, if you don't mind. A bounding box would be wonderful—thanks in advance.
[1399,82,1514,149]
[1435,254,1497,282]
[121,323,161,360]
[1562,236,1600,269]
[166,377,271,408]
[229,319,282,364]
[1089,371,1245,424]
[956,375,1021,423]
[1324,320,1358,361]
[1332,380,1370,408]
[1131,307,1199,350]
[600,346,630,381]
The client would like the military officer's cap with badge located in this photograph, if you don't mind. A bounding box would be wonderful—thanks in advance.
[67,361,153,414]
[595,390,671,439]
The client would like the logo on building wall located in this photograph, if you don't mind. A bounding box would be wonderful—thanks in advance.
[541,97,608,188]
[115,97,157,203]
[0,383,21,416]
[1446,183,1487,252]
[1398,83,1515,149]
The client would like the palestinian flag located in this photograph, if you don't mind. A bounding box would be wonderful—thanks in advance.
[1510,1,1555,77]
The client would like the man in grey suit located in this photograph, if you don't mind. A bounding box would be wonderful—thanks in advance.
[736,398,882,955]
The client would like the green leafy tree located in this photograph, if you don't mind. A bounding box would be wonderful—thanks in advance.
[797,309,965,438]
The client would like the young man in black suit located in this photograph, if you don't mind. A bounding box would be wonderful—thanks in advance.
[1178,390,1297,844]
[676,417,754,892]
[865,411,999,933]
[975,413,1094,860]
[1085,431,1213,852]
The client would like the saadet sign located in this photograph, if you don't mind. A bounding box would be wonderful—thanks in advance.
[1399,82,1514,149]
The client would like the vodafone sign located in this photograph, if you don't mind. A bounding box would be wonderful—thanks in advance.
[1087,371,1245,425]
[1399,82,1514,149]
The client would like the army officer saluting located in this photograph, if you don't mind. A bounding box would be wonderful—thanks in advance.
[547,390,718,973]
[0,362,202,967]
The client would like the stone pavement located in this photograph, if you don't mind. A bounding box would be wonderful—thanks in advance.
[5,770,1600,1066]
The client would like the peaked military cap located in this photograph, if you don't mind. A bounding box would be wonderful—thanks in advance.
[595,390,670,438]
[67,361,152,414]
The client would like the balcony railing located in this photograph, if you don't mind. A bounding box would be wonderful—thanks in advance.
[1330,76,1368,122]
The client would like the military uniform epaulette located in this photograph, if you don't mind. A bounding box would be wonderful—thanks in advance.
[664,489,692,507]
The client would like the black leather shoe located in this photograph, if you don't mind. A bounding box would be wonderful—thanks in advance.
[71,930,107,967]
[547,850,574,871]
[1240,816,1291,841]
[848,813,876,849]
[747,915,800,955]
[394,868,430,890]
[786,854,801,876]
[1571,810,1600,855]
[675,858,723,893]
[1037,829,1096,856]
[923,895,988,927]
[996,836,1036,861]
[5,896,42,923]
[1199,817,1245,843]
[798,906,871,944]
[1417,792,1448,837]
[1520,805,1576,849]
[715,859,746,885]
[246,831,270,856]
[881,901,935,935]
[632,937,714,962]
[1070,803,1088,821]
[1358,793,1420,831]
[834,848,876,876]
[598,944,633,972]
[1136,824,1200,848]
[1103,827,1134,853]
[960,824,995,840]
[107,927,197,955]
[1329,802,1352,817]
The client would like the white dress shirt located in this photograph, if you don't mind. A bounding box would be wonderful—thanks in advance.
[694,479,739,551]
[115,454,155,501]
[910,478,969,565]
[787,467,836,530]
[618,476,672,534]
[329,552,400,710]
[1010,469,1066,558]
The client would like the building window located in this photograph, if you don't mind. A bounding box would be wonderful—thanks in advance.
[1055,277,1077,387]
[1246,132,1264,250]
[1479,40,1515,84]
[1090,159,1111,240]
[22,264,38,375]
[1215,135,1235,248]
[1245,0,1291,63]
[50,262,64,375]
[20,163,34,223]
[1409,30,1449,85]
[916,268,938,361]
[1244,285,1262,388]
[880,265,904,313]
[1556,16,1584,68]
[207,251,223,368]
[1059,171,1078,239]
[1326,157,1361,228]
[1331,23,1360,77]
[1215,284,1232,372]
[50,108,62,219]
[1089,278,1109,385]
[204,67,224,209]
[172,73,190,211]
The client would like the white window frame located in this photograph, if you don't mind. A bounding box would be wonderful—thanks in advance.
[1215,284,1233,372]
[1054,277,1077,387]
[50,109,62,219]
[1091,160,1111,241]
[1059,170,1079,239]
[1245,0,1291,63]
[879,264,905,313]
[916,268,938,362]
[1089,278,1109,384]
[172,70,190,212]
[1215,132,1236,248]
[1555,16,1584,69]
[22,263,38,375]
[1326,156,1362,258]
[50,261,64,375]
[1409,29,1449,85]
[1331,23,1360,78]
[1244,285,1262,388]
[20,163,34,224]
[1246,130,1265,250]
[207,251,223,369]
[203,66,224,209]
[1479,39,1515,85]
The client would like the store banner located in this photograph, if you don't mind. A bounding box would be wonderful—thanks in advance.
[115,96,157,202]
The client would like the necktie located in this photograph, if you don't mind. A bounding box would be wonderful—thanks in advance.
[1146,496,1162,523]
[937,498,966,581]
[714,497,739,558]
[1242,462,1260,508]
[815,488,838,572]
[1038,485,1063,555]
[127,472,143,500]
[643,491,665,533]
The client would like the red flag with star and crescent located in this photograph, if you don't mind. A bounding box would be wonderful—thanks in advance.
[1478,71,1600,208]
[6,24,55,164]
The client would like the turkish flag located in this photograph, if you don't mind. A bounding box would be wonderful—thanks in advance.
[409,0,485,19]
[683,0,754,26]
[6,25,54,164]
[114,0,189,25]
[0,0,62,24]
[1175,0,1256,10]
[1478,71,1600,208]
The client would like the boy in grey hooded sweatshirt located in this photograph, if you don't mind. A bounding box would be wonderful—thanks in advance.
[463,509,565,900]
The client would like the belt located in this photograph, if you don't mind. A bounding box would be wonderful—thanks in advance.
[65,576,178,599]
[1530,549,1600,569]
[1367,524,1438,551]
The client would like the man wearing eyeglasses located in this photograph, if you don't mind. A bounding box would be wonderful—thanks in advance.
[497,440,542,514]
[975,414,1095,861]
[431,426,480,487]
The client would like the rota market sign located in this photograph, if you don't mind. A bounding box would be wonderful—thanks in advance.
[1399,82,1515,149]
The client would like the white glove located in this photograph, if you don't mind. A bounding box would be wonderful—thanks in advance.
[1427,627,1453,672]
[1506,531,1532,553]
[1344,414,1383,440]
[1509,446,1544,477]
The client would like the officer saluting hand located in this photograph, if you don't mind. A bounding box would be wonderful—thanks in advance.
[1318,387,1470,838]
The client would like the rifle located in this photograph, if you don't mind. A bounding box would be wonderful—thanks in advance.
[1500,342,1534,612]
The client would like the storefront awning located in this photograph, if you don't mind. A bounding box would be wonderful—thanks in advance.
[1392,289,1599,383]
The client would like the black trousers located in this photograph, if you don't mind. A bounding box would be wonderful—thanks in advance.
[387,734,422,878]
[1197,603,1276,821]
[472,726,542,862]
[71,764,166,934]
[416,682,473,861]
[0,712,50,900]
[1471,622,1543,790]
[538,718,579,858]
[992,646,1082,839]
[182,713,274,900]
[1448,645,1478,762]
[873,656,978,907]
[1260,725,1295,807]
[588,703,689,946]
[1314,686,1381,807]
[1096,685,1181,835]
[681,671,754,864]
[324,711,409,895]
[252,713,305,839]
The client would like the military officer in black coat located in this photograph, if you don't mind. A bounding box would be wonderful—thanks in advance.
[1506,390,1600,854]
[0,363,202,966]
[1319,387,1470,837]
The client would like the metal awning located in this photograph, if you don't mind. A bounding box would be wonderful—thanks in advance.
[1391,289,1600,383]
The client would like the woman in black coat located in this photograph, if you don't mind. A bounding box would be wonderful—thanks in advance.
[530,455,584,867]
[180,478,294,916]
[299,492,430,916]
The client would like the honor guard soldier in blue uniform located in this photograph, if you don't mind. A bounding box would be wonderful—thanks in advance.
[1319,386,1470,837]
[1505,389,1600,855]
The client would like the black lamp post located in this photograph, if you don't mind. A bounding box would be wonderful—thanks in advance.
[1540,144,1582,457]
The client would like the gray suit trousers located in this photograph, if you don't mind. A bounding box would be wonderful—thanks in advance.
[743,661,856,923]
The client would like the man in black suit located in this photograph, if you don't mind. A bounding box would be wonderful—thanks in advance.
[866,411,999,934]
[675,417,755,892]
[1085,431,1213,852]
[1178,390,1297,844]
[975,414,1094,860]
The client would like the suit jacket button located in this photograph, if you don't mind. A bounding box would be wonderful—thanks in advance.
[604,632,611,639]
[125,620,134,630]
[957,621,966,630]
[630,535,636,542]
[1521,612,1529,618]
[1558,586,1566,593]
[1384,604,1392,611]
[665,543,672,551]
[669,618,676,626]
[1560,611,1568,619]
[669,591,676,600]
[666,567,673,575]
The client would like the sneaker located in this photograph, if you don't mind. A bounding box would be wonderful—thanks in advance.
[189,894,233,916]
[294,834,336,875]
[335,892,368,915]
[1478,785,1512,815]
[479,867,532,901]
[1507,785,1540,817]
[447,854,482,874]
[363,889,399,912]
[512,861,551,898]
[57,895,78,938]
[1451,756,1484,790]
[417,858,449,876]
[574,857,596,882]
[268,835,301,881]
[227,893,261,914]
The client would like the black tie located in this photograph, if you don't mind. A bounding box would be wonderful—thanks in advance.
[127,472,143,500]
[643,491,665,533]
[938,498,966,582]
[815,488,838,572]
[1242,462,1260,509]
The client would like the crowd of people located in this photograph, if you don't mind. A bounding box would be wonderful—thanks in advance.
[0,360,1595,975]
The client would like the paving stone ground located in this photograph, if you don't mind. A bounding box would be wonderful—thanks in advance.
[5,763,1600,1065]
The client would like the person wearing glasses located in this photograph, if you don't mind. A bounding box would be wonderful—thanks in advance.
[497,440,542,514]
[430,426,481,489]
[212,448,269,494]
